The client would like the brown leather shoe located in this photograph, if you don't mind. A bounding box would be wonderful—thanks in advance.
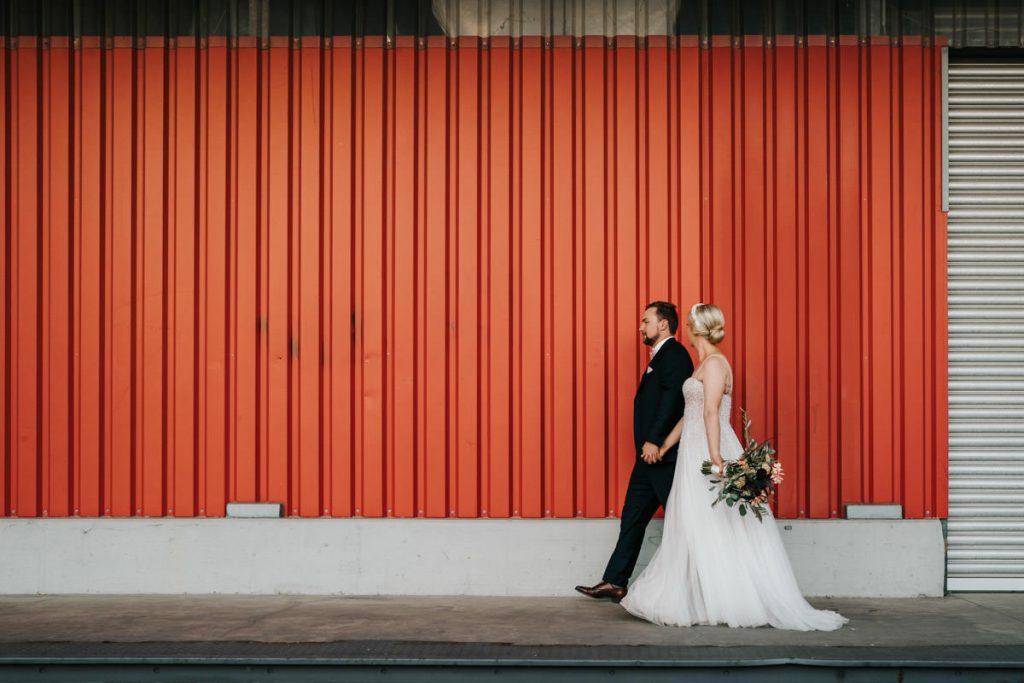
[574,581,628,602]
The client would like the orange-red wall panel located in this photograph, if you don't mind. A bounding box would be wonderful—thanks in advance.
[0,39,949,520]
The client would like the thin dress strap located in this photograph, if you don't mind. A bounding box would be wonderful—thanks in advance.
[697,354,733,395]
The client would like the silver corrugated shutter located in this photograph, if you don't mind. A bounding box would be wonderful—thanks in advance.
[947,59,1024,591]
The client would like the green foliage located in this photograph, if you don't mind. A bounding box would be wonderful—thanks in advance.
[700,409,784,524]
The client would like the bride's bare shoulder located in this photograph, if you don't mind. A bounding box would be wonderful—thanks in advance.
[697,354,732,394]
[696,353,730,376]
[705,353,730,369]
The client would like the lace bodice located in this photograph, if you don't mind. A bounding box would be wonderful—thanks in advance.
[682,376,732,425]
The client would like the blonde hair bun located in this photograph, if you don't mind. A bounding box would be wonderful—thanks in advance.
[689,303,725,345]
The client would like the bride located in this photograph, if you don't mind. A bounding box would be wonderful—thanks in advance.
[620,303,848,631]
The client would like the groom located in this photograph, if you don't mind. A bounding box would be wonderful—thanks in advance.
[575,301,693,602]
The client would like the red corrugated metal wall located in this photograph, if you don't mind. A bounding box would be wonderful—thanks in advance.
[0,35,948,520]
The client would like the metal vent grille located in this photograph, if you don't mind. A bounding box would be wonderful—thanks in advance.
[946,60,1024,591]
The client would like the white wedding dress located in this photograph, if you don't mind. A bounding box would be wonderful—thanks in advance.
[620,375,848,631]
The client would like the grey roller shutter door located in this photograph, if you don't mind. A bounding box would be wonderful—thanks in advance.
[947,60,1024,591]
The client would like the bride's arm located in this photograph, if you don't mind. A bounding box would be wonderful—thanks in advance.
[701,359,728,471]
[657,416,685,459]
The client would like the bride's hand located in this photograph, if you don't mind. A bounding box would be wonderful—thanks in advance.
[712,457,726,475]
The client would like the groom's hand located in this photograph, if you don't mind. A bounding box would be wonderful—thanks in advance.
[642,441,661,464]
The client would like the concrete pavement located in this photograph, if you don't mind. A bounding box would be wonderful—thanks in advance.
[0,593,1022,648]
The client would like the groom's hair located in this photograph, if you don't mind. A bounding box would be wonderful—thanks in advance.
[645,301,679,334]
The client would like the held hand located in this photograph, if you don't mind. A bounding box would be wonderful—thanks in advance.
[711,456,726,476]
[641,441,660,464]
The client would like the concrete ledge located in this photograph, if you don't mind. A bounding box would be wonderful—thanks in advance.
[844,503,903,520]
[226,503,283,518]
[0,518,944,598]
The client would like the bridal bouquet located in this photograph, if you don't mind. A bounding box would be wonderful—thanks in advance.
[700,409,784,521]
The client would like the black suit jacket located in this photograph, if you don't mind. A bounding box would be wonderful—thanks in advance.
[633,337,694,463]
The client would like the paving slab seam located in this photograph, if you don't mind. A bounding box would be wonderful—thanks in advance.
[949,594,1024,626]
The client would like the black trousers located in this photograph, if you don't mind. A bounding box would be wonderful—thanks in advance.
[602,458,676,587]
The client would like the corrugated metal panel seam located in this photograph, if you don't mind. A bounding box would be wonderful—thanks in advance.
[0,39,949,519]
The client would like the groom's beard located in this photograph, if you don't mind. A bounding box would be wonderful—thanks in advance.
[642,334,657,346]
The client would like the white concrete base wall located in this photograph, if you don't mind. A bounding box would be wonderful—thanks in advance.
[0,518,945,597]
